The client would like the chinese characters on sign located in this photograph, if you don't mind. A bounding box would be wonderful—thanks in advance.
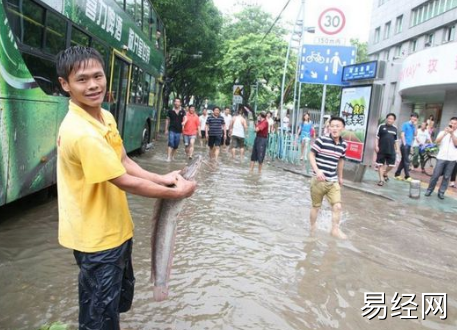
[85,0,123,41]
[342,61,378,82]
[362,292,447,320]
[128,28,151,64]
[84,0,151,64]
[339,86,372,162]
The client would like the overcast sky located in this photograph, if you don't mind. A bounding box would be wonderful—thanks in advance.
[213,0,374,42]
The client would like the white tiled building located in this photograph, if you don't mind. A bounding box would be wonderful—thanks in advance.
[368,0,457,130]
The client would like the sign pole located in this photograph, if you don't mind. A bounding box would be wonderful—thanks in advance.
[319,84,327,136]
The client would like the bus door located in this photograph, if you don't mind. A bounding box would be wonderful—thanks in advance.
[109,52,132,137]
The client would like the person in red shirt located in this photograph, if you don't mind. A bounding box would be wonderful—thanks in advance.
[250,111,269,174]
[182,105,200,159]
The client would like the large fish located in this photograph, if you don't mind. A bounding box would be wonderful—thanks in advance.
[151,155,203,301]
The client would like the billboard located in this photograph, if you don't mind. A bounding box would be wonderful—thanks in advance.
[339,85,373,162]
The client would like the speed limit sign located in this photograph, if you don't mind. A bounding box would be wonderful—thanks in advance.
[318,7,346,36]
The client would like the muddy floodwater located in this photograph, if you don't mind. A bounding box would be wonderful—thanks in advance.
[1,144,456,330]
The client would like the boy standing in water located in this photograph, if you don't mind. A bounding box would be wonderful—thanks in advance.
[308,116,347,239]
[56,46,196,329]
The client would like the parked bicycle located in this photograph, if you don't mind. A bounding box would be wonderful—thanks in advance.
[409,143,438,176]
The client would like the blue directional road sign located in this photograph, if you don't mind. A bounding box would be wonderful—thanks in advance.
[299,45,356,86]
[342,61,378,82]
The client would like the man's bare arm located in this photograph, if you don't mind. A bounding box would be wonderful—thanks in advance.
[110,173,195,199]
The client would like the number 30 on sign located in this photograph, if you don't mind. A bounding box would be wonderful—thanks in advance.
[318,7,346,35]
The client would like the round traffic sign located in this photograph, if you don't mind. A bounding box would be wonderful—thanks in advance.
[318,7,346,36]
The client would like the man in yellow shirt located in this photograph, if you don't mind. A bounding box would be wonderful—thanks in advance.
[56,46,196,330]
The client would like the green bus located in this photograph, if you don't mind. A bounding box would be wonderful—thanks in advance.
[0,0,166,206]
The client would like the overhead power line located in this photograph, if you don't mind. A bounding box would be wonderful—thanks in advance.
[260,0,293,43]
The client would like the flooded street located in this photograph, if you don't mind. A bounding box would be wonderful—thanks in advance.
[1,142,456,330]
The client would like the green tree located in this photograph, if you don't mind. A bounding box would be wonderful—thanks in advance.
[216,5,290,113]
[351,38,369,63]
[154,0,223,108]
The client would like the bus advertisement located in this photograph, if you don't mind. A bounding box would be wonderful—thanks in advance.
[0,0,166,206]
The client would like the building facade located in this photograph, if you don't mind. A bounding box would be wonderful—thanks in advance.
[368,0,457,131]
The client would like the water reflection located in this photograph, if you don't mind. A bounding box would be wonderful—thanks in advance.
[0,144,456,329]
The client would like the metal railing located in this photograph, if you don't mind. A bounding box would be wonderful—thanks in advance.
[245,128,312,173]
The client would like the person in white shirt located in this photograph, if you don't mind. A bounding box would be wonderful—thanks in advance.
[282,113,290,132]
[198,108,208,147]
[412,122,432,173]
[425,117,457,199]
[229,109,248,160]
[221,107,233,151]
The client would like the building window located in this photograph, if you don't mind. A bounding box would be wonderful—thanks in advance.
[444,25,456,42]
[411,0,457,27]
[410,39,418,52]
[384,48,391,60]
[425,33,434,47]
[374,27,381,43]
[395,15,403,34]
[394,45,402,57]
[384,21,391,39]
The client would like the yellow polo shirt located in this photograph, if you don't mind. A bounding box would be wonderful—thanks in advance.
[57,101,133,252]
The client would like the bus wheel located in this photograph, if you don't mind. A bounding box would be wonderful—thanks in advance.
[140,122,150,154]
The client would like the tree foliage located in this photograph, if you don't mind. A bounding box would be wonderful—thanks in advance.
[216,5,290,111]
[153,0,223,108]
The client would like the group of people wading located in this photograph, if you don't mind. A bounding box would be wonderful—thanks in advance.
[165,99,273,174]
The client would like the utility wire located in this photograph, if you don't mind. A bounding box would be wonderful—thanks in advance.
[260,0,292,43]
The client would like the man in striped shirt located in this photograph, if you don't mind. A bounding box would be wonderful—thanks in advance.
[206,107,226,161]
[309,116,348,239]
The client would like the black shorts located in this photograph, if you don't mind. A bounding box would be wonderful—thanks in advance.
[208,135,222,148]
[200,130,206,139]
[221,134,231,146]
[376,153,396,166]
[251,136,268,164]
[73,239,135,330]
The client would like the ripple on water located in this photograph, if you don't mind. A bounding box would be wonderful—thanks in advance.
[1,146,457,329]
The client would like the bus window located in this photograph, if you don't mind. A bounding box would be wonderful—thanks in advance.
[91,39,109,69]
[6,0,45,49]
[44,11,66,55]
[143,0,152,38]
[137,68,145,104]
[71,27,90,47]
[130,66,139,104]
[146,74,156,106]
[126,0,142,28]
[22,53,60,95]
[114,0,125,10]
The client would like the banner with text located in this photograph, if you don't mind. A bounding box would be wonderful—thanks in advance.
[339,85,373,162]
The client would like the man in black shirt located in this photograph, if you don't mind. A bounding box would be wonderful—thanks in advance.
[205,107,226,162]
[375,113,399,186]
[165,98,186,162]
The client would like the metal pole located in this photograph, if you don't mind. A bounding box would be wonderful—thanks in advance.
[319,84,327,136]
[254,80,259,115]
[279,0,305,132]
[297,82,302,129]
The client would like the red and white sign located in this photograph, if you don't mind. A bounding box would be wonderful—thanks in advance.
[306,0,353,46]
[398,42,457,93]
[318,8,346,36]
